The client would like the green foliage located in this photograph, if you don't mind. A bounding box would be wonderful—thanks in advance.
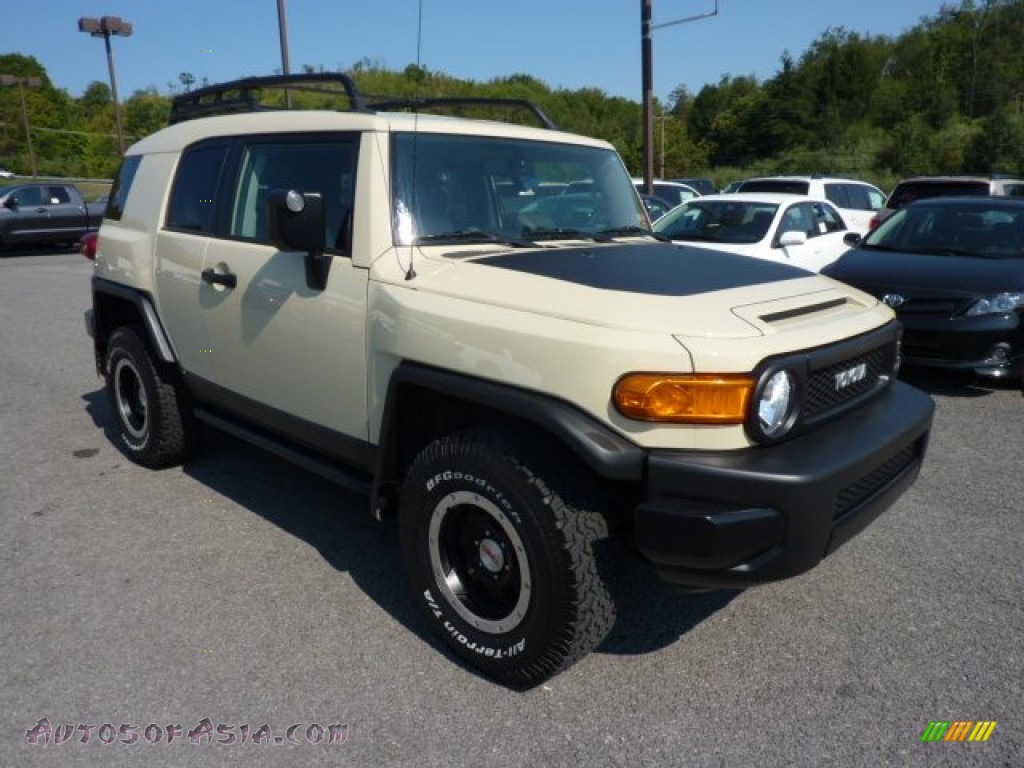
[2,0,1022,185]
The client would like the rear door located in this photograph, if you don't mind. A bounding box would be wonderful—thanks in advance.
[41,186,85,240]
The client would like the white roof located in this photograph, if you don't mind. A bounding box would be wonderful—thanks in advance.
[129,109,612,155]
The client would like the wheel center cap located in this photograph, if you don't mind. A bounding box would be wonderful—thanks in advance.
[478,538,504,573]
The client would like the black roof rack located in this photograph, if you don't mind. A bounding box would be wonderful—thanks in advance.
[367,96,557,130]
[169,73,368,125]
[168,72,557,130]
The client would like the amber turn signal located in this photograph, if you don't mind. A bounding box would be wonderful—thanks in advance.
[613,373,754,423]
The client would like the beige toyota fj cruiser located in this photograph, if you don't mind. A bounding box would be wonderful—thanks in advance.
[85,74,933,687]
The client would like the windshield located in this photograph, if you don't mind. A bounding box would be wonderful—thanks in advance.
[391,132,646,245]
[864,203,1024,260]
[654,200,778,244]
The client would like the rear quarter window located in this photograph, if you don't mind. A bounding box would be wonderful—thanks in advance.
[104,155,141,221]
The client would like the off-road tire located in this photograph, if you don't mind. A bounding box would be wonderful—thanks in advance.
[399,426,615,688]
[105,325,191,468]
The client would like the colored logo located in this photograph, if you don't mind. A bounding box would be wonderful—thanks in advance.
[920,720,997,742]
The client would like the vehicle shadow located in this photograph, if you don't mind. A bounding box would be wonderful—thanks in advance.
[82,386,736,667]
[899,367,1022,398]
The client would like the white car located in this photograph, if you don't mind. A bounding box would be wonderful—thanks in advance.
[732,175,885,233]
[653,193,853,272]
[0,168,16,180]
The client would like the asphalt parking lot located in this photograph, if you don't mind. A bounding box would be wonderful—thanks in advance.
[3,250,1021,767]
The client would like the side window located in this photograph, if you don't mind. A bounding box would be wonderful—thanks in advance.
[12,187,45,206]
[229,137,358,251]
[841,184,869,211]
[166,143,230,234]
[823,183,848,208]
[811,202,845,233]
[105,155,141,221]
[780,203,814,238]
[865,186,886,210]
[47,186,72,204]
[1003,183,1024,198]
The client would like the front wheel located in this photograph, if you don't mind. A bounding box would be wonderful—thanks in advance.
[399,427,615,687]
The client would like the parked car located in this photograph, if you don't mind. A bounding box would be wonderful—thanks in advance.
[631,179,700,207]
[733,175,885,234]
[823,196,1024,380]
[871,174,1024,229]
[720,180,743,194]
[639,193,674,222]
[0,183,105,250]
[670,177,716,195]
[653,193,853,272]
[0,167,15,180]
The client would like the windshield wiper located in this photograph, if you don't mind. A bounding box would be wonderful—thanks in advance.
[597,225,669,241]
[415,228,537,248]
[521,227,612,242]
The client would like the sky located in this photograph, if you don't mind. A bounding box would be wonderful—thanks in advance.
[3,1,949,104]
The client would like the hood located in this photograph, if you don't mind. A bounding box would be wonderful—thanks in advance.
[826,247,1024,297]
[397,241,880,339]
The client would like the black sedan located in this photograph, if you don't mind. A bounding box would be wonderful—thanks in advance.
[822,196,1024,380]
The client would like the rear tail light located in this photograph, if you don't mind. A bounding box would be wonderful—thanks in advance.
[80,232,98,261]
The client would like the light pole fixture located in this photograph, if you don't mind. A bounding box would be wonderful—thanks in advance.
[78,15,133,155]
[0,74,42,178]
[641,0,718,194]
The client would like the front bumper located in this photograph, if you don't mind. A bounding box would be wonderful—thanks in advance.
[633,381,934,588]
[900,312,1023,378]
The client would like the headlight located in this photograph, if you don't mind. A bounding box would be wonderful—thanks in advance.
[965,292,1024,317]
[613,373,753,423]
[755,370,796,439]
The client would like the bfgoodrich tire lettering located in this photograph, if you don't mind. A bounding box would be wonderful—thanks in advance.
[400,427,615,687]
[104,325,191,468]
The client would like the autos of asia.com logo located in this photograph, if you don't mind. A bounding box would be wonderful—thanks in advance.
[25,717,349,747]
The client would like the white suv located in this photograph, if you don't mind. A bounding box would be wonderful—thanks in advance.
[84,74,933,687]
[735,175,886,233]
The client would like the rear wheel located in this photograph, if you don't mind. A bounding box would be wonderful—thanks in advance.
[399,426,615,687]
[105,325,192,468]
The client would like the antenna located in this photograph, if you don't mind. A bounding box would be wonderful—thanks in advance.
[404,0,425,281]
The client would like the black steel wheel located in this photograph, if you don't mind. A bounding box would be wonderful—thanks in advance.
[104,325,192,468]
[399,427,615,688]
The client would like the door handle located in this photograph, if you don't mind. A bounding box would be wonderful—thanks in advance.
[201,268,237,289]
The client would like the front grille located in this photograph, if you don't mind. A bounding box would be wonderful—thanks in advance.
[834,445,916,521]
[804,345,889,421]
[894,297,964,317]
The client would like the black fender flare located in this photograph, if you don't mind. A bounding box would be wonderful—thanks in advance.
[91,276,178,368]
[371,361,646,516]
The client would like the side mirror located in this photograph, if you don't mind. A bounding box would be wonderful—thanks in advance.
[843,232,862,247]
[267,189,331,291]
[3,197,17,209]
[778,230,807,248]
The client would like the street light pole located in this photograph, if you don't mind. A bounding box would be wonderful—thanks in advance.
[276,0,293,108]
[641,0,718,193]
[0,74,41,178]
[78,15,133,155]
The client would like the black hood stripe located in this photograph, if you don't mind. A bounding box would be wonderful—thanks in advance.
[476,242,807,296]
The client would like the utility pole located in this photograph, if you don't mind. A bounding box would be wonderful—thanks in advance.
[0,74,42,178]
[641,1,718,193]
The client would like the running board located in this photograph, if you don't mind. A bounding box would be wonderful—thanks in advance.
[194,407,372,497]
